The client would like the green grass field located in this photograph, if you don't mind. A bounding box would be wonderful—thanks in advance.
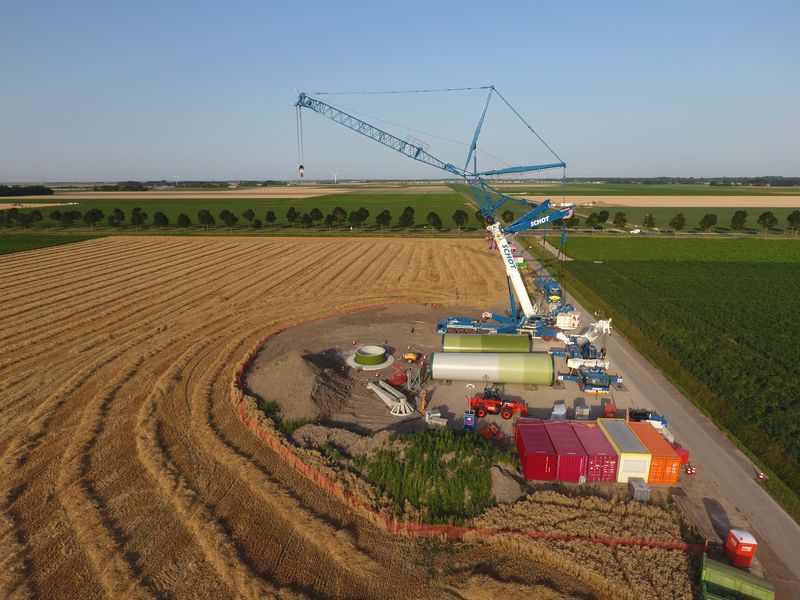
[0,233,98,255]
[529,237,800,521]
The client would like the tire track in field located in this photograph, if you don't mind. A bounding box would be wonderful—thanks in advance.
[0,238,235,321]
[0,237,196,305]
[0,236,508,598]
[0,240,281,400]
[65,260,323,597]
[0,240,284,458]
[0,238,284,360]
[183,321,406,598]
[0,237,294,456]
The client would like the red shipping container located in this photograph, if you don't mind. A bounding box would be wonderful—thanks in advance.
[516,422,556,481]
[726,529,757,567]
[543,421,587,483]
[570,421,619,483]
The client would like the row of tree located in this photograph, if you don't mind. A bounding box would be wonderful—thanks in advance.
[575,209,800,233]
[3,205,800,234]
[0,205,481,231]
[0,185,53,197]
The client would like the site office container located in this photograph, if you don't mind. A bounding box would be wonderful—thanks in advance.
[515,422,556,481]
[598,419,651,483]
[627,421,681,485]
[570,421,619,483]
[542,421,587,483]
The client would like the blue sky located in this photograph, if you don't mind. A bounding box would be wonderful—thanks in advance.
[1,0,798,181]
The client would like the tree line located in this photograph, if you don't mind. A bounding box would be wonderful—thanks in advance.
[577,209,800,233]
[3,205,800,234]
[0,205,482,231]
[0,185,53,197]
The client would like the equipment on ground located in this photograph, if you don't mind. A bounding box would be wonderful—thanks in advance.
[419,389,429,412]
[424,410,447,428]
[558,366,622,394]
[701,556,774,600]
[629,477,651,502]
[387,362,408,387]
[535,277,563,305]
[366,380,414,416]
[477,423,504,443]
[469,386,528,420]
[402,351,422,363]
[602,401,617,419]
[405,365,423,394]
[295,87,575,335]
[627,408,668,427]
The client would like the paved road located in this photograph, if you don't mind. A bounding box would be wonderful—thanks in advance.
[520,243,800,598]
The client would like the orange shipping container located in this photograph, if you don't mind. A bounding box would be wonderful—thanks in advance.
[627,422,682,485]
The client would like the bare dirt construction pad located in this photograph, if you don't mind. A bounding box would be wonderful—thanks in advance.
[2,235,629,599]
[517,194,800,208]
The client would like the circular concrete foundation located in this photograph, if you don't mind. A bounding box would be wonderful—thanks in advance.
[346,345,394,371]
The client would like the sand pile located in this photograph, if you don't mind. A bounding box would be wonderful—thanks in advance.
[247,350,352,422]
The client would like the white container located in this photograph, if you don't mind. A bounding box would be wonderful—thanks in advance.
[598,419,652,483]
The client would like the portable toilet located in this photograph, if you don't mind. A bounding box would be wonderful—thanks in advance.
[726,529,757,568]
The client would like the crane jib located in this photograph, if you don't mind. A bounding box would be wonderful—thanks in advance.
[296,87,569,327]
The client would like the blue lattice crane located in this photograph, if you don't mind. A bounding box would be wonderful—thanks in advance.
[295,86,575,334]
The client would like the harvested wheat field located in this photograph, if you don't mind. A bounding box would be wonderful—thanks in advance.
[0,235,544,600]
[0,236,696,599]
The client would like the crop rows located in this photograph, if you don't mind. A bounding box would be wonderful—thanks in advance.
[562,237,800,503]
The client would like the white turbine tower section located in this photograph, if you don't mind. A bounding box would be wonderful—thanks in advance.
[332,172,338,184]
[488,223,536,319]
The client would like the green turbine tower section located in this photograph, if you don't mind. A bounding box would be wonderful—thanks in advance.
[442,334,531,353]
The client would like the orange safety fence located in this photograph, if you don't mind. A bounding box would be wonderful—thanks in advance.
[230,303,707,556]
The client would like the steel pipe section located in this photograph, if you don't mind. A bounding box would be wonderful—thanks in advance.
[442,333,531,353]
[428,352,554,385]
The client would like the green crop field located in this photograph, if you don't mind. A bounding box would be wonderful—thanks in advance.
[497,183,800,196]
[570,206,800,233]
[0,233,99,255]
[531,237,800,519]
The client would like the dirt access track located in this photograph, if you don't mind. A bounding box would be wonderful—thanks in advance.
[5,236,605,599]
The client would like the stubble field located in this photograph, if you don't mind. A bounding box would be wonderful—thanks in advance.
[0,236,527,599]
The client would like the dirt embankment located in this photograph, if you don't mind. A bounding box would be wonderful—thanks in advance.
[246,349,352,422]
